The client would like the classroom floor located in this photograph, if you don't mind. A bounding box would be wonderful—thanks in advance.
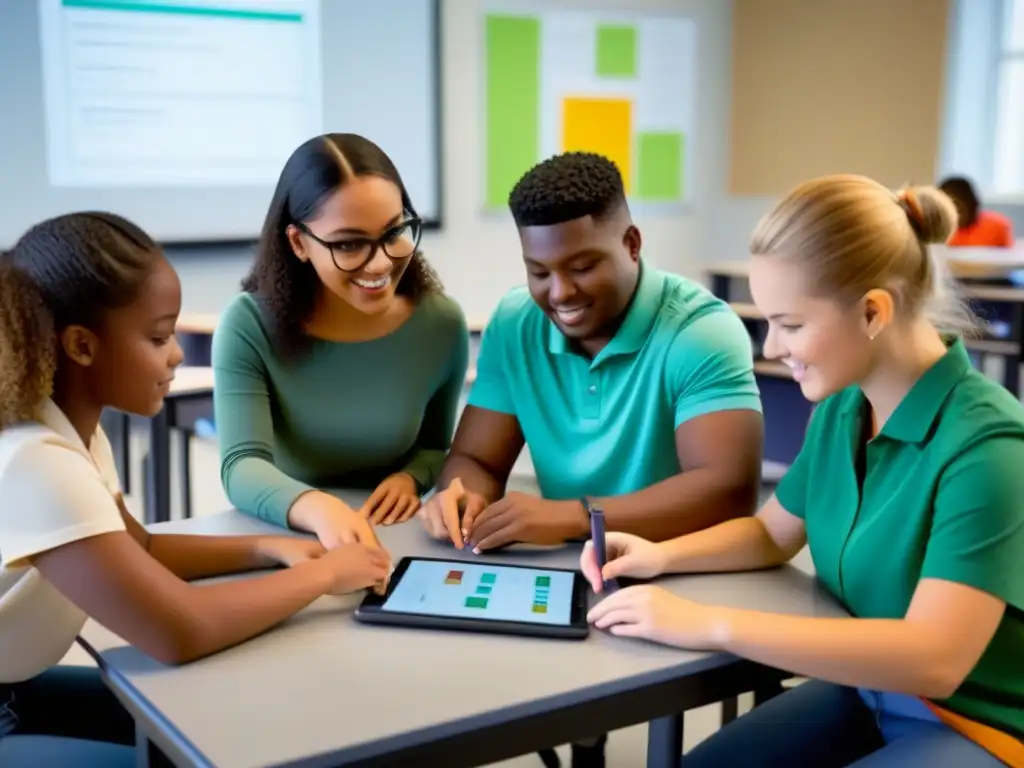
[69,431,808,766]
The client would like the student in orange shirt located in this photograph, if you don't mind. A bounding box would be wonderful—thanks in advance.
[939,176,1015,247]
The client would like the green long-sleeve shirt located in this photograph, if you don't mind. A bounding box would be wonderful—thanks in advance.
[211,291,469,527]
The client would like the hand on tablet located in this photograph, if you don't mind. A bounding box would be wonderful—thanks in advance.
[463,493,588,553]
[580,532,669,593]
[318,544,393,596]
[416,478,486,549]
[362,472,420,526]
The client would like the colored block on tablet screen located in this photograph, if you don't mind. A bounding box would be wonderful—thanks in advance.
[535,575,550,587]
[476,585,492,595]
[480,572,497,584]
[465,596,489,609]
[444,570,464,585]
[532,603,547,614]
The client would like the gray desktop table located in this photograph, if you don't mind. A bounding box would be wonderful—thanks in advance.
[78,492,847,768]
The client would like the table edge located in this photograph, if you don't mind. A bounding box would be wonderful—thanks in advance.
[85,627,749,767]
[77,635,215,768]
[276,650,757,767]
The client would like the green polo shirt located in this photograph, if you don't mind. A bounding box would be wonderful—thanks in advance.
[467,266,761,500]
[776,339,1024,738]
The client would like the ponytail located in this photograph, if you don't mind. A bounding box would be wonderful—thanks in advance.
[0,262,58,428]
[898,185,980,338]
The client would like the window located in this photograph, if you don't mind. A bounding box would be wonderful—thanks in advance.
[993,0,1024,195]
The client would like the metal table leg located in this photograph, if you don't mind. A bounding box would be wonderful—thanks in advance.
[145,409,172,525]
[720,696,739,725]
[179,429,192,519]
[647,712,683,768]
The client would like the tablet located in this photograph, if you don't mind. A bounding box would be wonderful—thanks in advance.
[354,557,590,639]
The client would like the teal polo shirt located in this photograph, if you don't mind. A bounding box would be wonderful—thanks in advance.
[776,339,1024,739]
[468,266,762,500]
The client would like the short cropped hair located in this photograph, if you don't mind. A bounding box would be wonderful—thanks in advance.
[508,152,627,227]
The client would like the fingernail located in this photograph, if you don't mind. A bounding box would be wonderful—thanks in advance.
[472,547,481,555]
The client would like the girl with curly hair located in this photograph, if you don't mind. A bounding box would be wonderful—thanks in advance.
[0,213,390,766]
[213,133,468,549]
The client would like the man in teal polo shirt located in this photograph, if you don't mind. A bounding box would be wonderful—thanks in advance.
[418,151,763,552]
[417,152,764,768]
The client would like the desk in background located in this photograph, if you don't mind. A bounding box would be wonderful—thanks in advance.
[709,245,1024,293]
[176,313,220,367]
[145,367,216,525]
[79,498,847,768]
[937,242,1024,280]
[102,367,215,526]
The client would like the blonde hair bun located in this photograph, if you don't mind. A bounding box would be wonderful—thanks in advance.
[897,185,959,246]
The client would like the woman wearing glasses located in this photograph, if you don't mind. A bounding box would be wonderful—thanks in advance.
[213,133,469,549]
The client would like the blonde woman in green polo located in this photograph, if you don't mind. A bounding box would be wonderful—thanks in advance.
[583,175,1024,767]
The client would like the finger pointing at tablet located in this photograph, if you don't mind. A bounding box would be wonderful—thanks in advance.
[440,478,466,549]
[417,479,480,549]
[458,488,489,534]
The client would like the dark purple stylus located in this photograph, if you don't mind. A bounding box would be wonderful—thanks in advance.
[582,497,619,593]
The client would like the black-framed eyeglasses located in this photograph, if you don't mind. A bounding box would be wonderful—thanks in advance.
[294,216,423,273]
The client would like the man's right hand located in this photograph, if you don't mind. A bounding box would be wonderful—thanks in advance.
[416,478,487,549]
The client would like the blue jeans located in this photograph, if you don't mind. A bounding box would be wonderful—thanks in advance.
[0,666,134,767]
[684,680,1005,767]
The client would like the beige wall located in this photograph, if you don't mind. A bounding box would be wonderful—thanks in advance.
[729,0,950,196]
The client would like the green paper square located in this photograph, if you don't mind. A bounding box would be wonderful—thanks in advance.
[485,14,540,208]
[596,24,637,78]
[637,132,684,201]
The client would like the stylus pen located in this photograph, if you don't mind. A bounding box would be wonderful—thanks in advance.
[582,497,619,593]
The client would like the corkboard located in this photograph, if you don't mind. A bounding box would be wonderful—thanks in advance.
[729,0,950,196]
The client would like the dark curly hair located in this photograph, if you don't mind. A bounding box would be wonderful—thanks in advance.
[0,213,160,427]
[508,151,628,227]
[242,133,443,355]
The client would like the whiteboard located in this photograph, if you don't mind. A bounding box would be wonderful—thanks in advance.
[0,0,442,245]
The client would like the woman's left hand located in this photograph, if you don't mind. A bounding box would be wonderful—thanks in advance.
[257,536,327,567]
[586,585,729,651]
[362,473,421,526]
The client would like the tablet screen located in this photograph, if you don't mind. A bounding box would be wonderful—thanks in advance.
[381,560,576,626]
